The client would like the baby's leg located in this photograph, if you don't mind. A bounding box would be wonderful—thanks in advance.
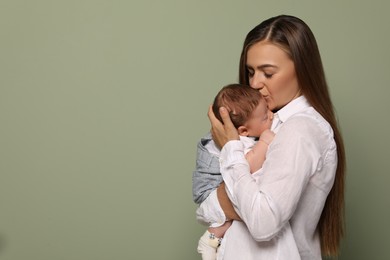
[208,220,232,238]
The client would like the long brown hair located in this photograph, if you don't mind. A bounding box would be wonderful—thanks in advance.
[239,15,346,257]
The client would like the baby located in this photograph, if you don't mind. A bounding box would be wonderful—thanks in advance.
[193,84,275,260]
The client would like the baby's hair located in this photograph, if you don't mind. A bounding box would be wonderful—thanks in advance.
[212,84,262,128]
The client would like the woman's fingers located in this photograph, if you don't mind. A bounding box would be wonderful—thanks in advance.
[208,105,239,148]
[208,105,222,145]
[218,107,234,131]
[207,105,220,126]
[219,107,239,142]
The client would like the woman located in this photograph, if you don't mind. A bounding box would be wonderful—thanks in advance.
[198,15,346,259]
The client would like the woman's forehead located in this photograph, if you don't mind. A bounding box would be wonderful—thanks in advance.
[247,41,290,66]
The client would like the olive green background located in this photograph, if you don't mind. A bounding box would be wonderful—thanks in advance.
[1,0,389,259]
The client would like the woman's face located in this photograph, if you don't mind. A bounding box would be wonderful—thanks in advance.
[246,41,301,111]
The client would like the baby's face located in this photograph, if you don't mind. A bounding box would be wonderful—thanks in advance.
[244,100,273,137]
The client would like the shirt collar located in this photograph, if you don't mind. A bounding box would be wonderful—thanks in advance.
[276,95,311,124]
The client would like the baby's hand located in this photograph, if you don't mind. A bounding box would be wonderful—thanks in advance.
[260,129,275,145]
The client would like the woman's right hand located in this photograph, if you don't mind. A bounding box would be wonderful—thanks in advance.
[208,105,239,149]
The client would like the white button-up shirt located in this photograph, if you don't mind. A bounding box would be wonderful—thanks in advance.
[196,96,337,260]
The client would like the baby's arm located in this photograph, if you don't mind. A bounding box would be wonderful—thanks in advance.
[245,129,275,173]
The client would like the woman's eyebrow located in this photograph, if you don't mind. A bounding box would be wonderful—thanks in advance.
[246,64,278,69]
[257,64,278,69]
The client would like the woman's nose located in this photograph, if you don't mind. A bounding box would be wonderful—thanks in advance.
[249,74,263,90]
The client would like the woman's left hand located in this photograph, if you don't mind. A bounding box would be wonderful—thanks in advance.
[208,105,239,149]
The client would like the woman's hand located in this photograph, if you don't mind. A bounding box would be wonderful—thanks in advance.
[208,105,239,149]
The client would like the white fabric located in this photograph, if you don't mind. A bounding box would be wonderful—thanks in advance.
[199,136,256,228]
[196,190,227,228]
[270,111,281,131]
[197,230,220,260]
[197,96,337,260]
[205,136,257,156]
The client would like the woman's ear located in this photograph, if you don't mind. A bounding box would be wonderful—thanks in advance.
[237,126,249,136]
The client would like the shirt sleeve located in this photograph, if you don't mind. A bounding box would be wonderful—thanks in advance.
[220,117,324,241]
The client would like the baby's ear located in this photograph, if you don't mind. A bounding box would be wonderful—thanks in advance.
[237,126,249,136]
